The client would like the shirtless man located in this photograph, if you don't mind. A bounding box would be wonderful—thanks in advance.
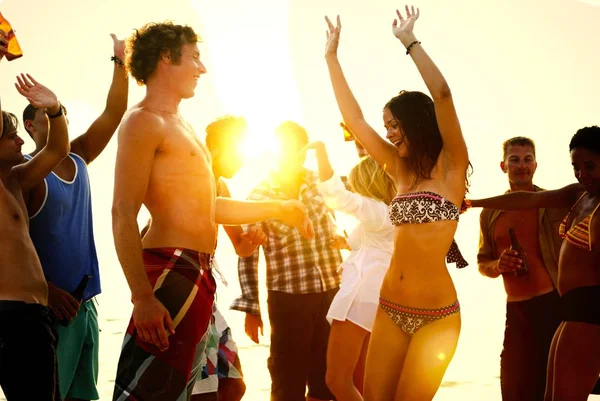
[111,22,313,401]
[0,47,70,401]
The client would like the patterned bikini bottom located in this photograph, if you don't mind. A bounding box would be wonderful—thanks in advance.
[379,297,460,336]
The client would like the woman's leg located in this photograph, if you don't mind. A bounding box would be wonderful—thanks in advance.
[326,320,369,401]
[544,321,565,401]
[394,312,461,401]
[547,321,600,401]
[363,307,411,401]
[353,332,371,395]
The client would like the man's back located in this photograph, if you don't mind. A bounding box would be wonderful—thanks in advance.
[115,104,217,253]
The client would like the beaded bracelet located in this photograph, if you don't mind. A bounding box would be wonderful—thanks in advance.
[405,40,421,55]
[111,55,124,66]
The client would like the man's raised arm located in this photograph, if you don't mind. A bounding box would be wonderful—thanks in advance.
[13,74,69,192]
[70,34,128,164]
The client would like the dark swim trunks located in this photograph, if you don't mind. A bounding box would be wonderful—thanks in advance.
[113,248,217,401]
[0,301,60,401]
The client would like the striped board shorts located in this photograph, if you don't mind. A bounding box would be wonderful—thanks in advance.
[113,248,216,401]
[192,305,243,395]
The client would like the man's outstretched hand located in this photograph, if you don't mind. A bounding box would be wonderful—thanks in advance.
[279,200,314,239]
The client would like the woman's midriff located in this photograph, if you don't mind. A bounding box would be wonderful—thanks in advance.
[378,223,459,307]
[557,242,600,295]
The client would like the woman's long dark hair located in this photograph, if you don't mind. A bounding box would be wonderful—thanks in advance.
[385,90,472,192]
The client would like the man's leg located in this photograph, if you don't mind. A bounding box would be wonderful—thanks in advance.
[63,300,100,401]
[0,302,60,401]
[215,324,245,401]
[54,300,99,401]
[307,288,338,401]
[500,301,535,401]
[113,249,216,401]
[529,292,561,401]
[191,318,220,400]
[267,291,315,401]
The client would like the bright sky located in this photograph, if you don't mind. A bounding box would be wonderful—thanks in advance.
[1,0,600,398]
[2,0,600,190]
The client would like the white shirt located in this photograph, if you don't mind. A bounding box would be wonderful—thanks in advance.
[318,174,394,331]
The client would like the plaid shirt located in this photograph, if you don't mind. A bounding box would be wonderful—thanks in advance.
[230,169,342,315]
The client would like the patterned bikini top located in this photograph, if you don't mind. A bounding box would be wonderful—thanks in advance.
[389,191,468,268]
[559,192,600,251]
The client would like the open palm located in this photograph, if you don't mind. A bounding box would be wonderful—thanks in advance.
[392,5,420,40]
[14,74,58,110]
[324,15,341,56]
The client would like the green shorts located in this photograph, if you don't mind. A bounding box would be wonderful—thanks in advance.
[54,299,99,400]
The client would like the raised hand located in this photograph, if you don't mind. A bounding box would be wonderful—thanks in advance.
[280,200,315,239]
[392,5,420,43]
[14,74,59,110]
[110,33,126,60]
[301,140,326,156]
[324,15,342,57]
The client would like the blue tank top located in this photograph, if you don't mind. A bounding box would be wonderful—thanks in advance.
[25,153,101,301]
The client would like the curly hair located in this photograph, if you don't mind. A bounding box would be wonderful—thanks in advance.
[126,22,200,85]
[569,126,600,154]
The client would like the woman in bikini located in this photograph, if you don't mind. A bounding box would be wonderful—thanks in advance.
[302,139,396,401]
[324,5,470,400]
[470,126,600,401]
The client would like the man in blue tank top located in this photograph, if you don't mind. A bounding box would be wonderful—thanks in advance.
[21,34,129,401]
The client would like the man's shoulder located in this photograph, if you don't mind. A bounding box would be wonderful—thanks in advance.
[120,106,167,138]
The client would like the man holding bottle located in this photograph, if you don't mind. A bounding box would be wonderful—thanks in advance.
[477,136,566,401]
[21,34,128,401]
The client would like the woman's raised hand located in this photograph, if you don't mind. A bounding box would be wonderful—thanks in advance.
[392,5,420,44]
[325,15,342,57]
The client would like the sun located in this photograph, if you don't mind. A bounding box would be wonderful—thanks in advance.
[241,121,279,160]
[192,0,303,166]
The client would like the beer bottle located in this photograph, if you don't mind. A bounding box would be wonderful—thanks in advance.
[341,122,354,142]
[70,274,92,303]
[56,275,92,326]
[508,228,528,277]
[0,12,23,61]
